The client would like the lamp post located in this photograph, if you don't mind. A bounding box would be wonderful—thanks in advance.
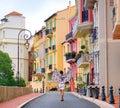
[17,29,32,86]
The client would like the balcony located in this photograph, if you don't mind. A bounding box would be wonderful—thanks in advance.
[41,68,45,73]
[36,68,45,74]
[77,54,89,68]
[51,45,56,50]
[72,13,93,38]
[84,0,96,10]
[64,51,76,63]
[49,64,52,69]
[66,32,75,43]
[45,48,48,53]
[45,29,53,38]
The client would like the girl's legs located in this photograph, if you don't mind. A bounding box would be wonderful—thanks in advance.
[60,89,64,101]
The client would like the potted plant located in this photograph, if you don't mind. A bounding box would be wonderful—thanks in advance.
[81,45,86,49]
[71,51,76,58]
[79,50,84,55]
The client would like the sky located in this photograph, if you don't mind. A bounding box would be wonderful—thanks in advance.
[0,0,75,34]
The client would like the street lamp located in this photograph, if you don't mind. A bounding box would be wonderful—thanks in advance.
[17,29,32,86]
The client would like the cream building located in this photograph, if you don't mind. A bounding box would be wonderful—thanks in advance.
[0,11,29,83]
[85,0,120,95]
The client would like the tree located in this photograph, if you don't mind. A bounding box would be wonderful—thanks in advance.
[0,50,16,86]
[16,77,26,87]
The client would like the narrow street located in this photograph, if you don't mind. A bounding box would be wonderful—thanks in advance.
[22,92,100,108]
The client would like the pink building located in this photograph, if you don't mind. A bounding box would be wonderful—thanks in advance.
[64,0,93,92]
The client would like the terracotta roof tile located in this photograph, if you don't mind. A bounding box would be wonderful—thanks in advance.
[5,11,22,17]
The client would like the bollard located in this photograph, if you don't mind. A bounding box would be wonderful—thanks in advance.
[101,86,106,101]
[83,87,86,96]
[37,88,38,93]
[89,86,93,97]
[119,88,120,108]
[94,86,99,99]
[109,86,114,104]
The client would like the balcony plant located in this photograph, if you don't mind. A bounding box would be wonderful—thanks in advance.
[79,50,84,55]
[71,51,76,58]
[81,45,86,49]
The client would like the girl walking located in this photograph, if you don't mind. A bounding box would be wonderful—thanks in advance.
[52,67,72,101]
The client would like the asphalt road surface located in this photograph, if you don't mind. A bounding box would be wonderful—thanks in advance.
[22,92,100,108]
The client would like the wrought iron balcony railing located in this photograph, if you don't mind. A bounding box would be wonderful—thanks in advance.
[51,45,56,50]
[66,32,73,41]
[45,48,48,53]
[49,64,52,69]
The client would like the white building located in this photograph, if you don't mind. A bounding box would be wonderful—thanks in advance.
[0,11,29,82]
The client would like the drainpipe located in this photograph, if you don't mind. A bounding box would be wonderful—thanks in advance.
[105,0,109,96]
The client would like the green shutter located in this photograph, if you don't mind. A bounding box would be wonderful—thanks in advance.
[49,38,52,47]
[54,18,56,27]
[46,23,48,29]
[50,21,52,29]
[54,36,56,45]
[45,57,48,66]
[50,55,52,64]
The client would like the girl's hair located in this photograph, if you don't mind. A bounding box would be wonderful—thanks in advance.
[60,70,63,74]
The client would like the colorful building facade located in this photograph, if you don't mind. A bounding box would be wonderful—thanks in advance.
[44,6,76,91]
[30,27,46,93]
[85,0,120,95]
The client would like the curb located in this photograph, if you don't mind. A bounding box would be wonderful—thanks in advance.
[72,92,115,108]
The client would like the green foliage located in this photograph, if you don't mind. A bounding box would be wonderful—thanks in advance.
[0,50,26,87]
[77,75,86,89]
[0,50,16,86]
[79,50,84,55]
[16,77,26,87]
[65,87,70,92]
[81,45,86,49]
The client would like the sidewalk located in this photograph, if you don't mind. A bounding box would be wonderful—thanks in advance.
[0,93,41,108]
[100,96,119,108]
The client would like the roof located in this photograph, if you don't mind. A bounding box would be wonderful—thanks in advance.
[44,13,57,22]
[5,11,23,17]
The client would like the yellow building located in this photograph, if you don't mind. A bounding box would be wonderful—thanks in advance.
[30,27,46,93]
[44,6,76,91]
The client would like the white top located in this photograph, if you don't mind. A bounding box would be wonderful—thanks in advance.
[52,67,72,84]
